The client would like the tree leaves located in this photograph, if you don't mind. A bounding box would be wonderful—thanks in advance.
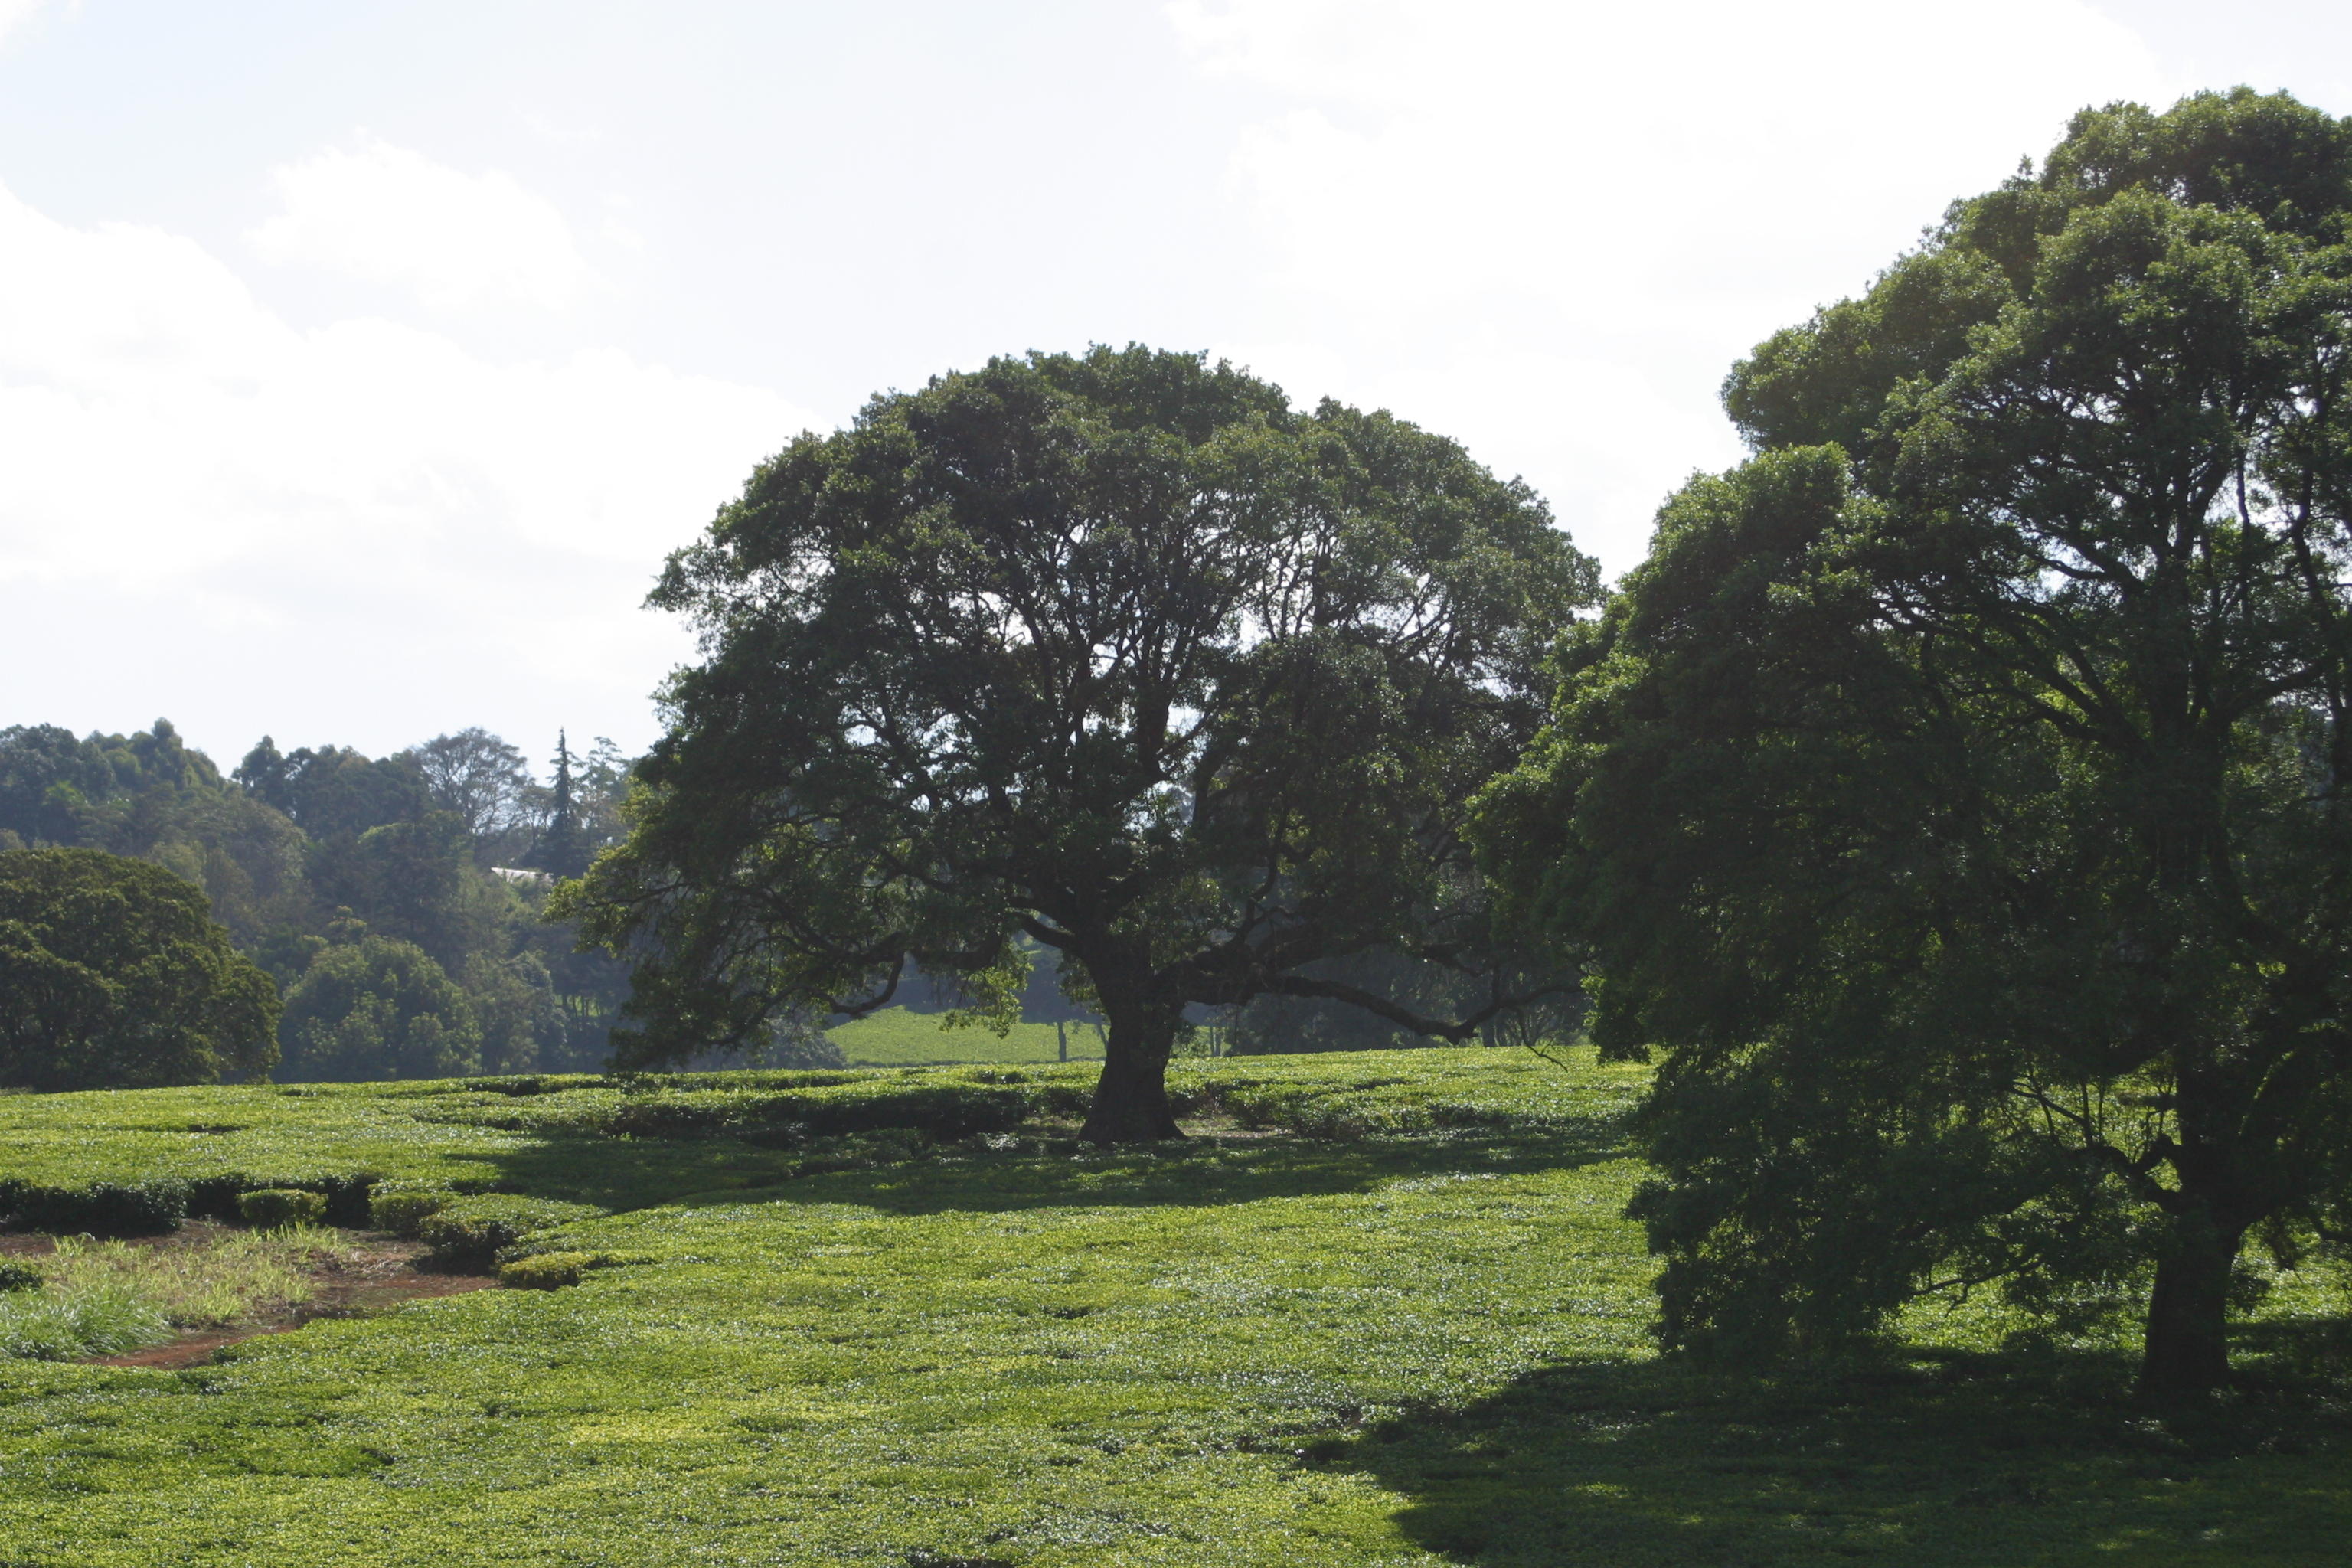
[566,345,1597,1135]
[1485,90,2352,1386]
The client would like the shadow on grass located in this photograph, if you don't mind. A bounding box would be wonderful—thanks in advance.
[1324,1325,2352,1567]
[469,1135,822,1211]
[474,1116,1636,1220]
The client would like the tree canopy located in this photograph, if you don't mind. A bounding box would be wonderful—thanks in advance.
[1475,89,2352,1393]
[562,345,1598,1139]
[0,847,279,1091]
[276,933,485,1082]
[2,718,638,1086]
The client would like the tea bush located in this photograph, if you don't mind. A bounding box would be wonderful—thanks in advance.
[234,1188,326,1230]
[366,1182,455,1237]
[497,1250,599,1289]
[5,1178,189,1236]
[416,1194,600,1269]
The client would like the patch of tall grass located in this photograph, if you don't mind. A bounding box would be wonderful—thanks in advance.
[44,1227,351,1325]
[0,1283,169,1359]
[0,1226,356,1360]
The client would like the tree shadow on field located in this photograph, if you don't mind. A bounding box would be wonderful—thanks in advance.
[1325,1324,2352,1567]
[475,1116,1636,1219]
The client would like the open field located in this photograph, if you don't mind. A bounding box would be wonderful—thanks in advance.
[0,1049,2347,1566]
[827,1007,1105,1067]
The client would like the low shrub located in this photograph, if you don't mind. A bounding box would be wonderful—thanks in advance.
[418,1195,599,1269]
[0,1262,42,1292]
[368,1183,456,1237]
[8,1179,190,1237]
[318,1171,383,1227]
[498,1250,600,1290]
[237,1188,328,1230]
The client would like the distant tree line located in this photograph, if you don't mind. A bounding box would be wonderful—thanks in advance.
[0,719,635,1085]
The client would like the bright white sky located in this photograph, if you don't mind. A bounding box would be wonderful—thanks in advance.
[2,0,2345,769]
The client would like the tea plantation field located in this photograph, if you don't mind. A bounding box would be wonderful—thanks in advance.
[827,1007,1102,1067]
[2,1049,2347,1566]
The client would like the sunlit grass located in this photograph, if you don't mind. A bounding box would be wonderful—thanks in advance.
[828,1005,1103,1065]
[0,1224,362,1362]
[39,1225,354,1328]
[0,1284,169,1360]
[0,1049,2344,1563]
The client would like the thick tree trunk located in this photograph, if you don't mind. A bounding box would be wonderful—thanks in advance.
[2140,1207,2244,1397]
[1079,1004,1183,1145]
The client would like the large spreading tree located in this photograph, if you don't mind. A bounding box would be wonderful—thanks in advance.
[1476,90,2352,1393]
[561,345,1596,1139]
[0,848,279,1090]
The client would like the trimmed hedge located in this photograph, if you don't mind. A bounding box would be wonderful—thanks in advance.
[498,1251,600,1290]
[6,1179,188,1236]
[418,1195,599,1270]
[237,1188,327,1230]
[368,1183,456,1238]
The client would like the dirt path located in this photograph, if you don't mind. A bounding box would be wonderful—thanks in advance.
[98,1243,498,1368]
[4,1225,497,1370]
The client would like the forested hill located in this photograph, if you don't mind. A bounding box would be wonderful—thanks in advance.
[0,720,1515,1084]
[0,720,660,1083]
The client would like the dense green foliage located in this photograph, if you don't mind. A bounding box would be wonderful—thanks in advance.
[496,1250,601,1289]
[0,720,635,1085]
[278,936,488,1081]
[0,848,277,1090]
[8,1178,192,1237]
[1477,90,2352,1393]
[234,1187,328,1229]
[0,1049,2344,1563]
[416,1194,603,1269]
[564,345,1599,1142]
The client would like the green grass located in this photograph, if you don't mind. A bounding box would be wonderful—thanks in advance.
[38,1226,353,1328]
[0,1226,361,1362]
[0,1284,168,1360]
[0,1047,2346,1564]
[828,1005,1105,1066]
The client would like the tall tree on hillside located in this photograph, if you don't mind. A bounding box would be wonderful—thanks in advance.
[1475,90,2352,1393]
[0,848,279,1090]
[557,346,1597,1140]
[410,729,534,855]
[0,725,117,846]
[529,732,593,879]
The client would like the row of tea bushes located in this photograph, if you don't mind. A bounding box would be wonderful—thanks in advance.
[405,1075,1092,1142]
[0,1172,385,1236]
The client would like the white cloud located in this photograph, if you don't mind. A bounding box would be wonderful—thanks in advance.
[0,0,63,48]
[0,181,818,755]
[1172,0,2182,574]
[248,133,602,310]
